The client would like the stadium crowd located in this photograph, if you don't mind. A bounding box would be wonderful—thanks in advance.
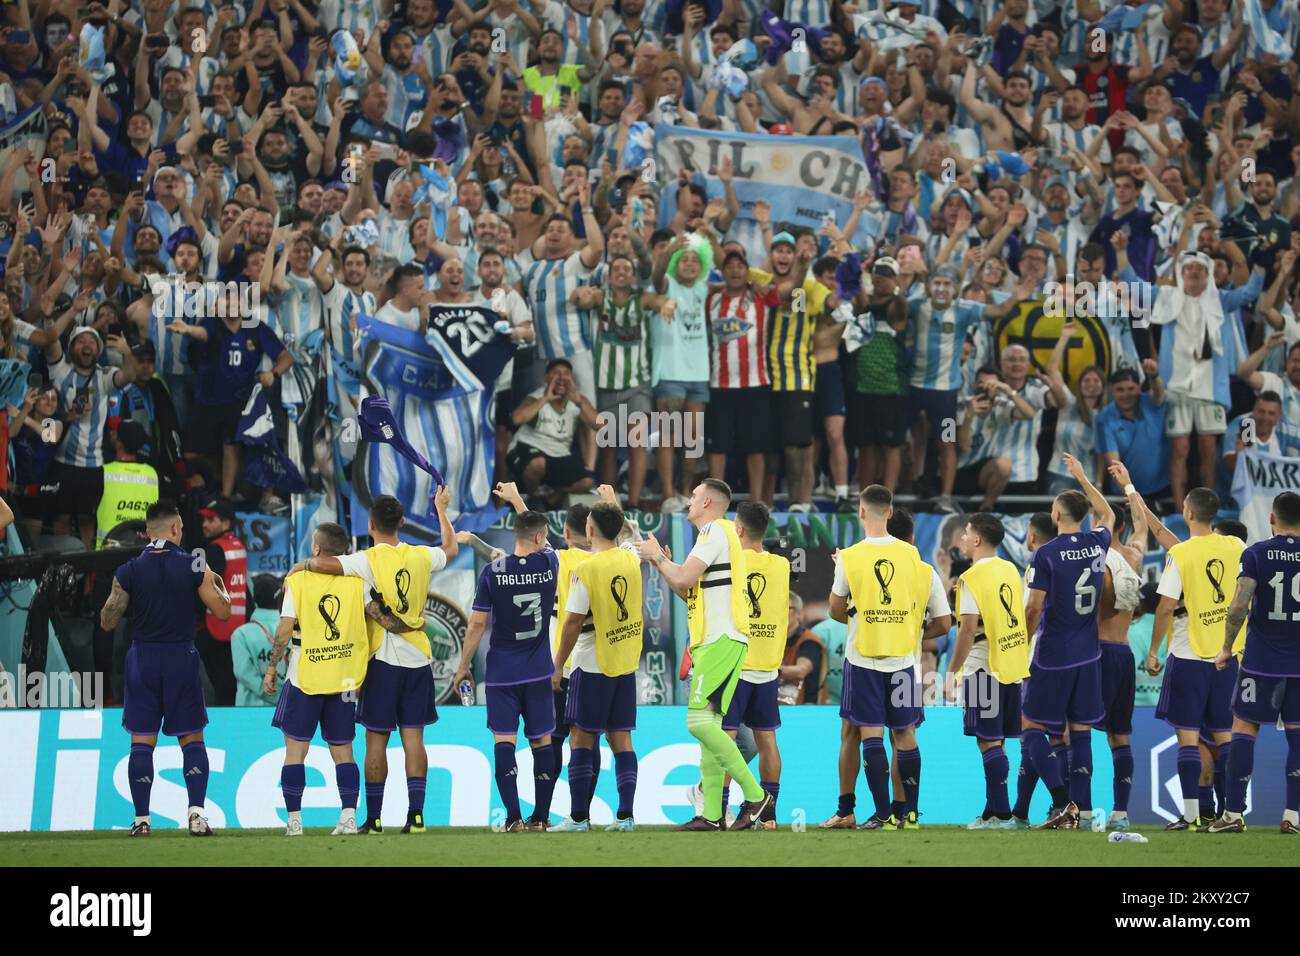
[3,0,1300,701]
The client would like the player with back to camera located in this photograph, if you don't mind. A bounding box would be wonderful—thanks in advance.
[100,500,232,836]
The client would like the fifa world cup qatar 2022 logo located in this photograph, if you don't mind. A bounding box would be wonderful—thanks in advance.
[610,576,630,622]
[318,594,342,640]
[746,572,767,619]
[1206,559,1226,603]
[998,583,1019,628]
[874,559,894,605]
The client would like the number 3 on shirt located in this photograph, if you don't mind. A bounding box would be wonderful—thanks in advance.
[514,592,542,640]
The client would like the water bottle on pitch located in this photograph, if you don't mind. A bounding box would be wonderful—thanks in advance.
[458,678,475,707]
[1109,832,1148,844]
[1091,809,1106,832]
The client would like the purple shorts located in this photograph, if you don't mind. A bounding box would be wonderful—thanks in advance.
[961,672,1021,740]
[839,663,921,730]
[721,676,781,731]
[357,659,438,733]
[1232,669,1300,727]
[1021,658,1104,735]
[487,676,556,739]
[1098,641,1137,736]
[1156,654,1235,734]
[272,681,357,745]
[122,641,208,738]
[565,669,637,733]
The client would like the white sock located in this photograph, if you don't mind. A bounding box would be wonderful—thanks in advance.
[288,810,302,825]
[135,815,149,826]
[835,484,848,499]
[1226,810,1243,822]
[1109,810,1128,820]
[1079,810,1092,821]
[189,805,204,819]
[339,808,355,821]
[1184,798,1199,822]
[1284,809,1299,826]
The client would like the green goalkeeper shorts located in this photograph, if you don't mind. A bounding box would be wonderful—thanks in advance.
[686,637,747,713]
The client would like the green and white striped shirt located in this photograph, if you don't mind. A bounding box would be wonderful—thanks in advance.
[594,291,651,391]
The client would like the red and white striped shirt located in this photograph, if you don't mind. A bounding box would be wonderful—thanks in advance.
[708,286,778,389]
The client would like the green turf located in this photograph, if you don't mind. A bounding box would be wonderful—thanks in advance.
[0,826,1293,866]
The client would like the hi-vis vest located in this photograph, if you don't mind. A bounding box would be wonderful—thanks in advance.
[207,531,247,642]
[96,461,159,548]
[841,538,930,657]
[741,549,790,672]
[686,518,751,648]
[552,546,592,667]
[287,570,373,695]
[1168,533,1245,658]
[957,557,1031,684]
[573,546,643,677]
[366,543,433,658]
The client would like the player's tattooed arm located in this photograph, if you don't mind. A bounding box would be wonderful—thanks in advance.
[456,530,507,563]
[99,578,130,630]
[199,569,234,621]
[365,595,408,633]
[265,616,295,695]
[1220,577,1255,665]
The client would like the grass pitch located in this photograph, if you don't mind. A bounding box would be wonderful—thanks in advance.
[1,826,1293,867]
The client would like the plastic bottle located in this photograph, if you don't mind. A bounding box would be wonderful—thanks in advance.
[1108,831,1149,844]
[1091,809,1107,832]
[458,678,475,707]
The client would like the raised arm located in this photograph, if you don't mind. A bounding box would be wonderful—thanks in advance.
[1064,451,1114,533]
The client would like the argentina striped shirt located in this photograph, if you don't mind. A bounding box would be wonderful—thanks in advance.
[524,252,596,360]
[908,298,989,392]
[51,358,120,469]
[982,378,1050,482]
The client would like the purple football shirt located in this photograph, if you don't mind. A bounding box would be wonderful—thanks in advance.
[1028,528,1112,669]
[472,548,560,685]
[1239,535,1300,678]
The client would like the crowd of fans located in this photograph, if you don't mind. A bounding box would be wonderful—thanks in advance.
[1,0,1300,565]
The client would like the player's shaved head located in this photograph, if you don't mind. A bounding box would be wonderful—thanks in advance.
[967,513,1005,549]
[886,505,914,542]
[700,478,732,504]
[371,495,405,535]
[314,522,351,556]
[515,510,550,543]
[1185,488,1220,525]
[589,502,625,542]
[1273,491,1300,530]
[1054,490,1089,524]
[861,484,893,518]
[736,500,770,538]
[145,500,182,538]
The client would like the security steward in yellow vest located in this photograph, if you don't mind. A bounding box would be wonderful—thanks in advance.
[267,522,376,836]
[96,421,159,548]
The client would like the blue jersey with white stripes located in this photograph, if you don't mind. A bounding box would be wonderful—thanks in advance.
[524,252,596,360]
[51,358,120,469]
[907,298,988,391]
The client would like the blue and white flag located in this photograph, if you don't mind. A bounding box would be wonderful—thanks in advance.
[78,24,107,83]
[351,307,513,539]
[235,384,309,495]
[654,125,884,253]
[412,165,454,241]
[1098,2,1156,33]
[0,359,29,409]
[1243,0,1293,56]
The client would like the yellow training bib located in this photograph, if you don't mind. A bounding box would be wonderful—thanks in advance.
[574,547,643,677]
[841,539,930,657]
[1169,534,1245,658]
[287,570,373,695]
[740,550,790,672]
[686,518,751,649]
[365,543,433,658]
[957,557,1030,684]
[552,546,592,666]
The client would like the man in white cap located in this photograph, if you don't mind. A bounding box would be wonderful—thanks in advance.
[44,325,138,550]
[1135,250,1264,510]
